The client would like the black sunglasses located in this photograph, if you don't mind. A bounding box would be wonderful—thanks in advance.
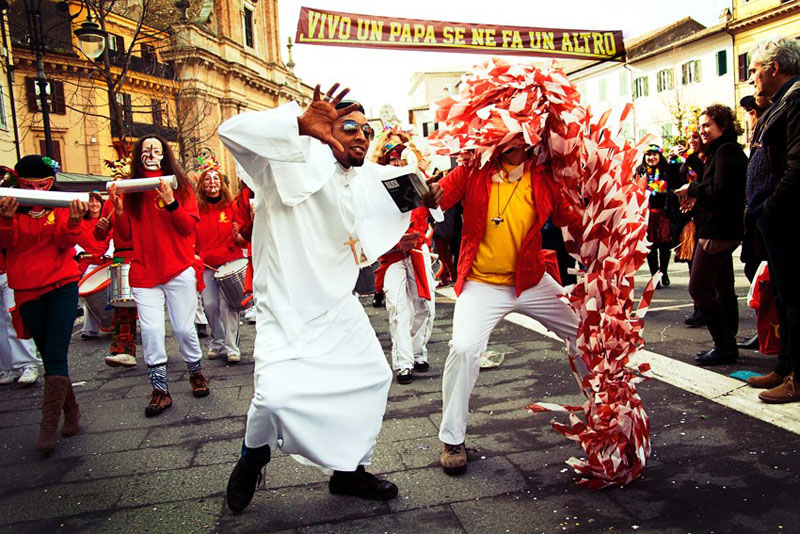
[341,120,375,140]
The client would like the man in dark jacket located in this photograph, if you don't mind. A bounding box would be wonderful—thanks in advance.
[747,37,800,403]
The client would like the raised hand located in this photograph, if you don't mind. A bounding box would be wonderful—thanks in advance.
[420,179,443,209]
[69,199,89,223]
[297,83,359,153]
[156,178,175,206]
[108,183,124,215]
[96,216,111,232]
[0,196,19,219]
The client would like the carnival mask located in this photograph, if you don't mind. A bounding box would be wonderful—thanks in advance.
[141,138,164,171]
[18,176,54,191]
[202,171,221,197]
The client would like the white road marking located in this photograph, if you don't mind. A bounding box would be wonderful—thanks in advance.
[435,286,800,435]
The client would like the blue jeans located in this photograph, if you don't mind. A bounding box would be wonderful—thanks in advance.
[18,282,79,377]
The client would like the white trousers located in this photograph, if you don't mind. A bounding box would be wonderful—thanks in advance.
[81,264,102,334]
[383,249,435,371]
[201,269,241,356]
[439,275,579,445]
[195,293,208,326]
[0,273,39,370]
[132,267,203,367]
[245,295,392,472]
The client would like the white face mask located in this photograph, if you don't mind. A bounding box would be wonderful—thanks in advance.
[203,171,221,196]
[141,138,164,171]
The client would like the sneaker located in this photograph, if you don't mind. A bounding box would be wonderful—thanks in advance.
[207,348,221,360]
[0,369,22,385]
[227,353,241,364]
[396,368,413,385]
[105,353,137,368]
[17,365,40,386]
[440,443,467,475]
[329,465,398,501]
[226,457,264,513]
[145,390,172,417]
[413,361,430,372]
[190,372,210,398]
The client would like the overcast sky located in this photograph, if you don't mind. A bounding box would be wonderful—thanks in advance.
[277,1,732,119]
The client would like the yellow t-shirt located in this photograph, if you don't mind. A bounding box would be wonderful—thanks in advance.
[468,164,536,286]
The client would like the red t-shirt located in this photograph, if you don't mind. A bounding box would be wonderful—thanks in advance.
[77,217,111,272]
[196,199,242,268]
[113,173,200,288]
[0,207,82,303]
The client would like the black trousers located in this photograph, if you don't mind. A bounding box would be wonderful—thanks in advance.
[757,216,799,376]
[688,244,739,349]
[18,282,79,377]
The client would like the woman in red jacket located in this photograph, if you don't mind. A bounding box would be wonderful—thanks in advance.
[195,167,243,363]
[108,135,209,417]
[77,192,111,339]
[0,155,88,453]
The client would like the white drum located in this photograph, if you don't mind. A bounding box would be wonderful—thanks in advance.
[78,264,114,332]
[213,258,251,312]
[109,262,136,307]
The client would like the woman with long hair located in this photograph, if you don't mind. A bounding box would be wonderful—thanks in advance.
[675,105,747,366]
[636,144,676,287]
[195,166,243,363]
[0,155,87,453]
[108,135,209,416]
[77,192,111,339]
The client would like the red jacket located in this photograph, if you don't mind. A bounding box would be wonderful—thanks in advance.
[378,207,431,268]
[113,182,200,288]
[77,218,112,272]
[196,199,242,268]
[439,162,582,296]
[0,251,6,275]
[233,185,254,243]
[0,208,82,302]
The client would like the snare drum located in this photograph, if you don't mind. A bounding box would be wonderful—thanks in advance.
[78,264,114,332]
[109,262,136,307]
[213,258,251,312]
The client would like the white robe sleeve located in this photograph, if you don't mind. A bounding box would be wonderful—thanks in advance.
[218,102,335,206]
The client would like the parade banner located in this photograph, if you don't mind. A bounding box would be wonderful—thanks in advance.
[295,7,625,61]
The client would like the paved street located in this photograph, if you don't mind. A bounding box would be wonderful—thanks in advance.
[1,257,800,534]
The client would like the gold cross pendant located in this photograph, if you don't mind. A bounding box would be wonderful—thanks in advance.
[344,234,360,264]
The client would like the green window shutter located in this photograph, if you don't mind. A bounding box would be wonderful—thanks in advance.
[716,50,728,76]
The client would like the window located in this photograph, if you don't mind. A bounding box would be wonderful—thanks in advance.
[619,70,630,96]
[637,128,648,141]
[107,33,125,55]
[716,50,728,76]
[141,43,156,63]
[661,123,673,139]
[25,77,66,115]
[151,99,163,126]
[681,60,702,85]
[656,69,674,92]
[738,52,750,82]
[115,93,133,125]
[0,80,6,129]
[598,78,607,101]
[634,76,649,99]
[38,139,63,169]
[621,122,632,140]
[243,5,255,48]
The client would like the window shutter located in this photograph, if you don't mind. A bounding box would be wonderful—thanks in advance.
[52,81,66,115]
[716,50,728,76]
[123,94,133,124]
[738,53,749,82]
[25,78,40,112]
[694,60,701,83]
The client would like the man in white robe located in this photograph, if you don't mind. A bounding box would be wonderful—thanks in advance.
[218,85,441,513]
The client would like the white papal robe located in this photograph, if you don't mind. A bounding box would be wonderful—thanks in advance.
[218,102,411,471]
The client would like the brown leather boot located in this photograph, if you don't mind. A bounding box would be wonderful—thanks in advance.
[759,375,800,404]
[62,381,81,437]
[36,376,71,453]
[440,443,467,475]
[747,371,787,389]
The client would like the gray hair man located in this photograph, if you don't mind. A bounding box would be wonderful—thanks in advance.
[746,36,800,402]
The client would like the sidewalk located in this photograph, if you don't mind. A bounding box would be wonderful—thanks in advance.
[0,297,799,533]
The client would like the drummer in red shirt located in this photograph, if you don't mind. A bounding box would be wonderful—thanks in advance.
[195,166,244,363]
[0,154,88,453]
[108,135,209,417]
[76,192,112,339]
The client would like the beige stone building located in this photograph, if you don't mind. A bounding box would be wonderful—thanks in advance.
[4,0,312,178]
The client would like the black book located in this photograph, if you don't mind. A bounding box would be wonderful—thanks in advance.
[380,167,428,213]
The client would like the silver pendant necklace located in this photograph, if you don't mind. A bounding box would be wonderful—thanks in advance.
[493,179,522,227]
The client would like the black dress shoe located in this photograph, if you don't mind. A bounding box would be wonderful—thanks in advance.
[737,334,759,350]
[413,361,430,372]
[684,313,706,328]
[226,457,264,513]
[696,349,710,358]
[329,466,398,501]
[372,293,385,308]
[695,347,738,366]
[661,273,670,287]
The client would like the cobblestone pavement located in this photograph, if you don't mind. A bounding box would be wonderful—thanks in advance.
[1,269,799,533]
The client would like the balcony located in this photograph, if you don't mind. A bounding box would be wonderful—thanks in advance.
[111,120,178,142]
[104,52,175,80]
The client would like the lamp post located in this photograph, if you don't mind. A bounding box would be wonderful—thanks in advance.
[22,0,106,159]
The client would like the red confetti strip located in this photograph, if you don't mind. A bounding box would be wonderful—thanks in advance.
[430,58,658,489]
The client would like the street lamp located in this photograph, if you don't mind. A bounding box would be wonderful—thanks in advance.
[74,14,106,60]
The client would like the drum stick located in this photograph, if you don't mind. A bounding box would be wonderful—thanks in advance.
[203,263,218,273]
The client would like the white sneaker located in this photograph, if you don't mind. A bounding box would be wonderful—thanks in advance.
[0,369,22,385]
[226,353,241,363]
[207,348,221,360]
[105,353,137,367]
[17,365,40,385]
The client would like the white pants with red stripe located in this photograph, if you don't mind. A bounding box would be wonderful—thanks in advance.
[0,273,39,371]
[132,267,203,367]
[439,275,579,446]
[383,247,435,371]
[202,268,241,357]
